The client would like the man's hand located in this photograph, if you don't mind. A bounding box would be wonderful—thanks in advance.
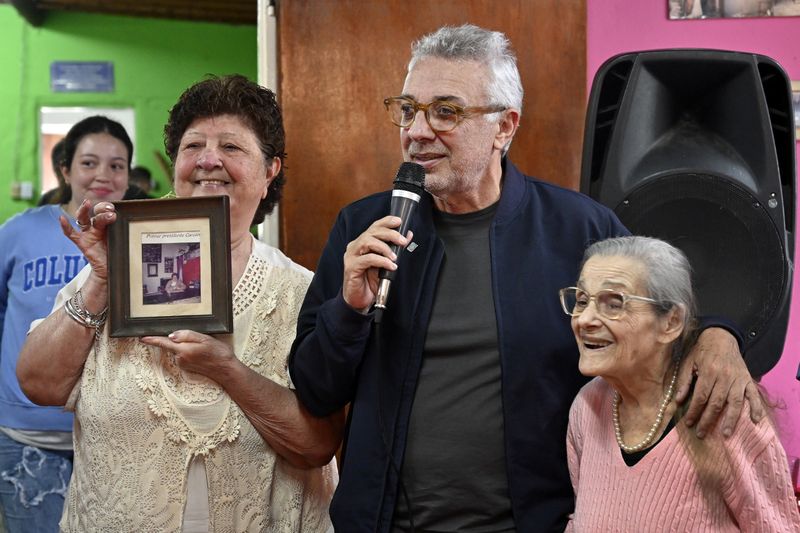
[675,327,763,438]
[342,216,410,313]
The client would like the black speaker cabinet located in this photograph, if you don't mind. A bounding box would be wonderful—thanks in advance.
[581,49,796,377]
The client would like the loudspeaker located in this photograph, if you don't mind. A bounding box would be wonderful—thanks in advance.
[581,49,796,377]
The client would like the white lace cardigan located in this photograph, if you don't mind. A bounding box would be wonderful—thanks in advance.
[37,238,336,532]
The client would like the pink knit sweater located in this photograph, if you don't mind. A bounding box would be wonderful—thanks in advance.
[566,378,800,532]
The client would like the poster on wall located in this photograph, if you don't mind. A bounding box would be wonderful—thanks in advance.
[669,0,800,18]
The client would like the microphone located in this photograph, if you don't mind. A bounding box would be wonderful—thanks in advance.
[374,162,426,315]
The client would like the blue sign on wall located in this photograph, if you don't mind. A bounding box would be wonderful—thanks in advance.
[51,61,114,93]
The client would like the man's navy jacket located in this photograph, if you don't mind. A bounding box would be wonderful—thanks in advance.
[289,159,631,531]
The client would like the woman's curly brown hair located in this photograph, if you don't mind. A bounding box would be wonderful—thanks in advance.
[164,74,287,226]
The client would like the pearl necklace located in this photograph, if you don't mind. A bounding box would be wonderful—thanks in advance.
[612,363,679,453]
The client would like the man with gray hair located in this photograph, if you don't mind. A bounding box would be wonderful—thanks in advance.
[289,24,757,532]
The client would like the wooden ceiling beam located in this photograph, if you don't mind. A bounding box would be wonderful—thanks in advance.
[37,0,251,7]
[10,0,46,26]
[34,0,256,25]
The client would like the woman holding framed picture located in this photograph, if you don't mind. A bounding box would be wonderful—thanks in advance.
[16,75,342,533]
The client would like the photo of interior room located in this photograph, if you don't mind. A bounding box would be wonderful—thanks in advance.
[141,241,201,305]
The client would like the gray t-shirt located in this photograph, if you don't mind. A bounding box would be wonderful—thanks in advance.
[392,202,515,532]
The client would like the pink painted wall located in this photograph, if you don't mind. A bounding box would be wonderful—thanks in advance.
[588,3,800,462]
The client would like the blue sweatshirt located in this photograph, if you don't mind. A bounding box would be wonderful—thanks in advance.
[0,205,87,431]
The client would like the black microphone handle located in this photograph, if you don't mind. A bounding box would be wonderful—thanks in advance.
[374,161,425,317]
[379,194,420,283]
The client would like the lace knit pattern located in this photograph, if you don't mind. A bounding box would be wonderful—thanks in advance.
[57,242,336,532]
[565,378,800,532]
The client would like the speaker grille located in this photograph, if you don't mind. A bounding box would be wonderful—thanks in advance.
[615,173,787,347]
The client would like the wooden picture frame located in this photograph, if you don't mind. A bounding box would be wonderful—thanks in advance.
[107,196,232,337]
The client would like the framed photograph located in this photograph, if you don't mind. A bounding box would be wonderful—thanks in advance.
[792,81,800,140]
[669,0,800,19]
[107,196,232,337]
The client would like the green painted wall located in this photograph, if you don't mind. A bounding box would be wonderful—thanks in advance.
[0,6,256,223]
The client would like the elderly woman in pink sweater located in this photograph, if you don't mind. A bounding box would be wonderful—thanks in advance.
[562,236,800,531]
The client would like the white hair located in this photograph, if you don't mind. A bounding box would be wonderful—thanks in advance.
[409,24,524,114]
[582,236,697,358]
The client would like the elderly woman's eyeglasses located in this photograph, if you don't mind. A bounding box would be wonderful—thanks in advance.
[559,287,660,320]
[383,96,507,133]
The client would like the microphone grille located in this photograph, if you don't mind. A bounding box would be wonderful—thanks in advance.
[393,162,426,194]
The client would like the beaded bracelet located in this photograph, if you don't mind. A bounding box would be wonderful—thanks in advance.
[63,289,108,340]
